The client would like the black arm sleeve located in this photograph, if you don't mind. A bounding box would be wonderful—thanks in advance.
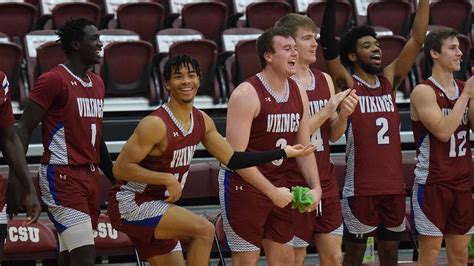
[320,0,339,60]
[99,138,116,185]
[226,149,287,170]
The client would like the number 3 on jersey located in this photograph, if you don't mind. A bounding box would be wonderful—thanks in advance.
[273,138,287,166]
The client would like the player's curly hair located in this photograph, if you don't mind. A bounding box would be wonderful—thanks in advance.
[56,18,95,55]
[163,55,202,81]
[339,25,377,67]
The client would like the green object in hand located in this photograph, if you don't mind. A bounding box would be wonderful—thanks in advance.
[291,186,314,213]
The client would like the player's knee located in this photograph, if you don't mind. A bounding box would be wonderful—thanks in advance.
[192,216,214,241]
[321,248,342,264]
[293,248,307,266]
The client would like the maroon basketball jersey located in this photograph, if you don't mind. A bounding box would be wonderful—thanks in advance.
[412,78,471,190]
[287,70,338,198]
[0,72,14,128]
[29,65,105,166]
[230,73,304,187]
[114,105,206,202]
[343,75,404,197]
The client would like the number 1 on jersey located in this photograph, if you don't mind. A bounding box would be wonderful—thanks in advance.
[90,123,97,147]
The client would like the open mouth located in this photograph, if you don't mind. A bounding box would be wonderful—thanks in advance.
[370,54,382,65]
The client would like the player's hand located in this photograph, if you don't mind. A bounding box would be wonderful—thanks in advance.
[463,76,474,98]
[23,193,41,226]
[326,89,352,114]
[6,174,23,219]
[339,89,359,119]
[304,186,322,212]
[268,187,292,208]
[284,143,315,158]
[164,176,182,203]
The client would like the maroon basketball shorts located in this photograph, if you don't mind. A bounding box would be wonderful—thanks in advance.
[342,194,406,237]
[218,169,294,252]
[38,164,100,233]
[289,196,343,247]
[107,192,181,260]
[412,183,474,236]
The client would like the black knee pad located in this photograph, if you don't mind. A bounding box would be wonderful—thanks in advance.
[376,227,402,241]
[343,226,369,243]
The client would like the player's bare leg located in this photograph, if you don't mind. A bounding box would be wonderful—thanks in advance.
[148,250,185,266]
[342,241,366,266]
[445,234,470,266]
[315,234,342,266]
[69,245,95,266]
[263,239,295,266]
[293,247,307,266]
[58,251,70,266]
[232,251,261,266]
[154,205,214,266]
[377,240,399,266]
[418,236,443,266]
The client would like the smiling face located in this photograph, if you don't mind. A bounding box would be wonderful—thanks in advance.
[265,35,298,77]
[431,36,463,72]
[166,63,200,104]
[293,27,318,65]
[76,25,103,66]
[350,35,383,75]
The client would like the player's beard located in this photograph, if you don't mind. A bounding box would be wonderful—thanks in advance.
[358,59,383,75]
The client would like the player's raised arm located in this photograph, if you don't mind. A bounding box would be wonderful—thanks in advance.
[320,0,353,92]
[384,0,429,89]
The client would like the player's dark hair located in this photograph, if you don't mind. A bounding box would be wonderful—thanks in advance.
[163,55,202,81]
[424,28,459,66]
[339,25,377,67]
[56,18,95,55]
[256,27,293,68]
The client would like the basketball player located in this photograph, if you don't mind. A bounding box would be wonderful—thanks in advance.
[410,28,474,266]
[14,19,115,266]
[219,26,322,266]
[276,14,358,266]
[0,71,41,260]
[107,54,315,265]
[320,0,429,264]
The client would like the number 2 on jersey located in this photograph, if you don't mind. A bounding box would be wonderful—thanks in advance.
[376,117,389,144]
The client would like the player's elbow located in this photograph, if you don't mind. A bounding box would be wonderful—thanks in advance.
[112,163,125,181]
